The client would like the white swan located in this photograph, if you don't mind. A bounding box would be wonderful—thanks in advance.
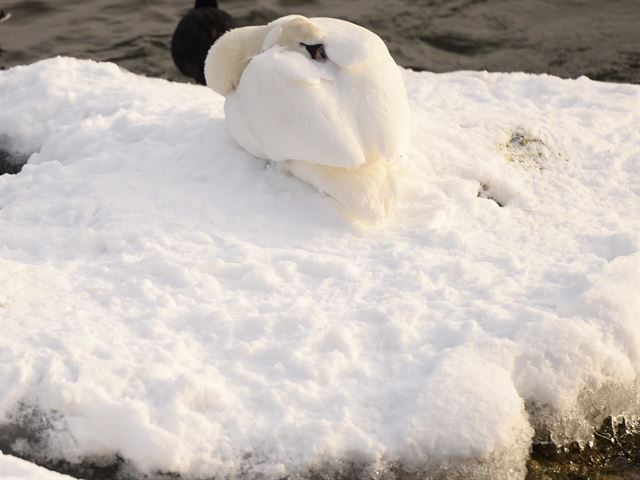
[204,15,410,219]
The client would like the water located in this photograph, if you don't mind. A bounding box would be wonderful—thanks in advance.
[0,0,638,83]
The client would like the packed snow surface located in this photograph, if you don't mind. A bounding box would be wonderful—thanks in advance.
[0,57,638,479]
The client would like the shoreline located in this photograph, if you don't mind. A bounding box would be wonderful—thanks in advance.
[2,416,638,480]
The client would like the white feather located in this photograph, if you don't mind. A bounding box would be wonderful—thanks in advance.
[205,16,410,219]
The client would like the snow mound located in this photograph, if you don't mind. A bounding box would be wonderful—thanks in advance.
[1,451,82,479]
[0,57,638,479]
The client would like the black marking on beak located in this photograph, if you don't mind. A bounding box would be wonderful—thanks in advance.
[301,43,327,61]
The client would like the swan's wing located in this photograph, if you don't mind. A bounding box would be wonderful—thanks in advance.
[312,17,411,163]
[351,59,411,164]
[228,47,366,169]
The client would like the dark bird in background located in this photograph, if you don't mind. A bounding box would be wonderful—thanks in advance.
[171,0,236,85]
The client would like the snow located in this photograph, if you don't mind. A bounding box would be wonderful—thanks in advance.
[0,57,638,479]
[1,451,81,479]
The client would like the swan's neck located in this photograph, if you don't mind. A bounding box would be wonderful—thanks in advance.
[204,25,271,97]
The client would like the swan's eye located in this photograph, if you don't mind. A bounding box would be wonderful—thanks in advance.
[300,42,327,61]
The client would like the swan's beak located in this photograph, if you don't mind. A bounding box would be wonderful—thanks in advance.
[301,43,327,61]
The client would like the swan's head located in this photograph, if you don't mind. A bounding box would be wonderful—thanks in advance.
[277,17,327,61]
[205,16,327,97]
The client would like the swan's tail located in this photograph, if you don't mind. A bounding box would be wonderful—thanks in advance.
[281,157,397,220]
